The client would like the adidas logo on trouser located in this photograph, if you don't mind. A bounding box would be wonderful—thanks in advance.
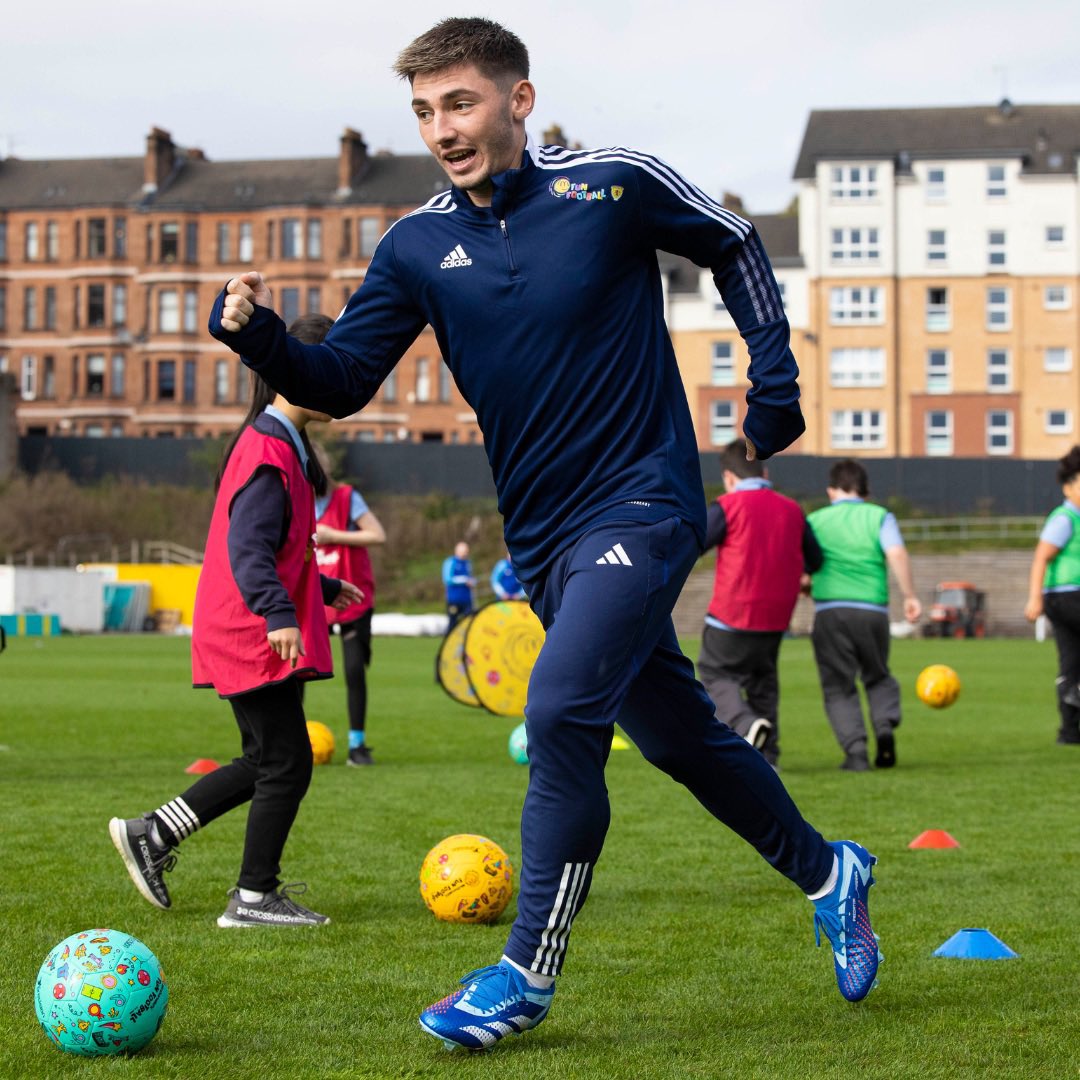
[595,543,632,566]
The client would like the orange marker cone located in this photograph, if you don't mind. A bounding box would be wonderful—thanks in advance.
[908,829,959,849]
[185,758,221,774]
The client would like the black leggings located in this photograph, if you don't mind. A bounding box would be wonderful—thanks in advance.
[339,610,373,733]
[178,679,313,892]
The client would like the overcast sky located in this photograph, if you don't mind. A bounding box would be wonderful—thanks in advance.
[5,0,1079,213]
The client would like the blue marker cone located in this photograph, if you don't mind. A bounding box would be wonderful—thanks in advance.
[933,928,1018,960]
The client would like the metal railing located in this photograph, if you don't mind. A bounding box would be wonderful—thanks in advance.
[895,516,1042,543]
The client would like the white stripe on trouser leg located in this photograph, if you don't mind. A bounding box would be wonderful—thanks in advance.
[533,861,590,976]
[157,797,199,840]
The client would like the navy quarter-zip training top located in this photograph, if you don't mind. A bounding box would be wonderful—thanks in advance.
[209,134,804,585]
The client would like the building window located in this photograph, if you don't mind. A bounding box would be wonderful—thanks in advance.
[183,289,198,333]
[280,288,300,326]
[20,354,36,399]
[307,219,322,259]
[987,230,1007,269]
[829,286,883,324]
[184,222,198,264]
[73,285,81,328]
[23,286,38,330]
[829,347,886,388]
[159,222,179,263]
[439,360,452,403]
[0,285,6,331]
[711,341,735,385]
[217,222,230,263]
[777,280,787,308]
[114,216,126,258]
[927,229,947,263]
[926,410,953,456]
[183,359,197,404]
[926,167,946,200]
[282,219,303,259]
[1045,285,1070,310]
[72,354,81,396]
[358,217,380,258]
[157,359,176,401]
[829,227,880,263]
[214,359,229,404]
[0,221,7,260]
[113,283,127,327]
[986,410,1013,454]
[926,287,950,331]
[340,218,352,257]
[382,368,397,403]
[986,286,1011,330]
[46,220,60,260]
[88,284,106,328]
[158,289,179,333]
[111,354,125,398]
[266,221,275,259]
[415,357,431,402]
[42,355,55,399]
[1044,347,1072,373]
[1046,409,1072,435]
[830,409,885,449]
[709,400,737,445]
[926,349,951,393]
[44,286,57,330]
[87,353,106,396]
[88,218,107,258]
[236,360,249,403]
[238,222,253,262]
[986,164,1007,198]
[306,286,321,315]
[829,164,878,200]
[25,222,40,260]
[1046,225,1065,247]
[987,348,1011,391]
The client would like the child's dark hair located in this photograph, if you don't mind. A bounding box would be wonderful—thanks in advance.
[719,438,764,480]
[827,458,869,497]
[215,367,327,497]
[1056,445,1080,485]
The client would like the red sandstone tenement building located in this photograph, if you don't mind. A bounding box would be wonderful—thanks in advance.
[0,126,481,442]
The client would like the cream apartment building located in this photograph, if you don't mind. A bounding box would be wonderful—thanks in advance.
[669,101,1080,458]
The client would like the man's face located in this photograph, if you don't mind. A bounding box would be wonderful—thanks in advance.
[411,64,534,206]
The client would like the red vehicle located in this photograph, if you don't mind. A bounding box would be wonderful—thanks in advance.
[926,581,987,638]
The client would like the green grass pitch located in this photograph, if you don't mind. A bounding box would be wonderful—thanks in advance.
[0,633,1075,1078]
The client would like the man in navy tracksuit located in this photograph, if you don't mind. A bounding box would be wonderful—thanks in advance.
[209,16,882,1050]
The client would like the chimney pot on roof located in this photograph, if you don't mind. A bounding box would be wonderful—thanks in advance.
[185,147,207,161]
[542,124,568,146]
[338,127,368,194]
[998,97,1014,117]
[144,127,176,192]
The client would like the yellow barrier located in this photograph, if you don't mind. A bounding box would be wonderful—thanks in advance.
[84,564,202,629]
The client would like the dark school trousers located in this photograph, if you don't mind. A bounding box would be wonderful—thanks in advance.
[178,678,313,892]
[339,609,373,733]
[502,517,833,978]
[1043,590,1080,742]
[810,606,901,755]
[697,625,785,764]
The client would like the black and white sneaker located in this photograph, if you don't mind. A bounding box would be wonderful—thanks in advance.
[346,746,374,767]
[216,884,330,928]
[744,718,773,751]
[109,814,177,910]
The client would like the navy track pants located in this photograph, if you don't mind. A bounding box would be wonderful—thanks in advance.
[503,517,833,976]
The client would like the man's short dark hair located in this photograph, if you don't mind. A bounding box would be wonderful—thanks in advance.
[1057,445,1080,485]
[394,17,529,86]
[287,313,334,345]
[719,438,764,480]
[828,458,869,497]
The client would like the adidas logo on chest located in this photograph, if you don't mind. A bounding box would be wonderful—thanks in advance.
[440,244,473,269]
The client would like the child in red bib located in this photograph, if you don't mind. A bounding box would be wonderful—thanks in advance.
[109,373,362,927]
